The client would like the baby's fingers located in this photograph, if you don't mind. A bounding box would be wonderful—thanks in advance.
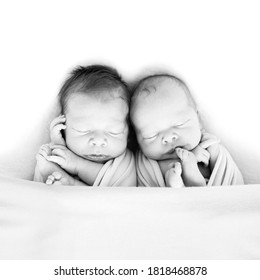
[40,143,50,152]
[46,172,62,185]
[50,115,66,130]
[50,144,67,150]
[39,144,51,158]
[52,148,66,158]
[46,175,55,185]
[38,149,48,158]
[52,171,62,180]
[52,124,67,134]
[46,155,65,167]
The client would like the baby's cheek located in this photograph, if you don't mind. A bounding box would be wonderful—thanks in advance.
[140,141,154,155]
[194,130,203,147]
[66,135,82,153]
[114,134,127,146]
[120,135,128,149]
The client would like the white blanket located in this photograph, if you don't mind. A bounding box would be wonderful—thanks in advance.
[0,175,260,259]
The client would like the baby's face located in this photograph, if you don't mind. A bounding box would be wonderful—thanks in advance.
[65,93,129,163]
[131,82,202,161]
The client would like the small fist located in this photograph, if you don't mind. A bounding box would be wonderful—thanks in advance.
[46,144,79,175]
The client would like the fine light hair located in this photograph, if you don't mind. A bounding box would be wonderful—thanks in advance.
[131,74,197,111]
[58,65,130,114]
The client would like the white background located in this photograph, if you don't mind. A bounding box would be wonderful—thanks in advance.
[0,0,260,275]
[0,0,260,182]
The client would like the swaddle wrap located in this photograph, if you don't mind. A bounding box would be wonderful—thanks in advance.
[94,149,136,186]
[136,141,244,187]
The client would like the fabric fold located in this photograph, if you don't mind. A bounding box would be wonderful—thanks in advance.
[94,149,137,186]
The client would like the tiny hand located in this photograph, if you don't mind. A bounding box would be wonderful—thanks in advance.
[50,115,66,146]
[191,145,210,166]
[46,144,79,175]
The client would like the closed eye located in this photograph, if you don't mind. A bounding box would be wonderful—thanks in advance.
[72,128,91,134]
[143,134,158,140]
[108,131,123,136]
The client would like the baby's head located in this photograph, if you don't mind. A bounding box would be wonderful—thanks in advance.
[58,65,129,163]
[130,74,202,160]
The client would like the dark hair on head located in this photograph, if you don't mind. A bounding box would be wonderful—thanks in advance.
[58,64,130,114]
[131,73,196,109]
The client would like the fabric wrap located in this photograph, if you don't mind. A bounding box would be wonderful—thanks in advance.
[136,142,244,187]
[94,149,136,186]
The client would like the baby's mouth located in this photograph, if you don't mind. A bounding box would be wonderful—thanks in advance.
[166,148,175,154]
[84,154,110,162]
[166,147,179,154]
[165,146,185,156]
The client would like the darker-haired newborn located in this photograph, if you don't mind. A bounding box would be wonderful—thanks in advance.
[34,65,136,186]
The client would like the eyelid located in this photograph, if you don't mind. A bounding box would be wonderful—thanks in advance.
[73,128,91,133]
[108,131,123,136]
[143,134,158,140]
[108,125,126,135]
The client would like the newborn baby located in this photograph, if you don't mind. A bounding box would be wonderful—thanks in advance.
[34,65,136,186]
[130,74,243,187]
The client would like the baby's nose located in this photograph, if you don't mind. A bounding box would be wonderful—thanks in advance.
[89,135,108,147]
[162,133,178,145]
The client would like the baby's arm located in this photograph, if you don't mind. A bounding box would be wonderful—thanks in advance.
[46,144,104,186]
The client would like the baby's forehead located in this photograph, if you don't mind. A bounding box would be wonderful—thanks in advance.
[134,81,188,109]
[66,90,129,111]
[66,95,128,125]
[133,76,197,115]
